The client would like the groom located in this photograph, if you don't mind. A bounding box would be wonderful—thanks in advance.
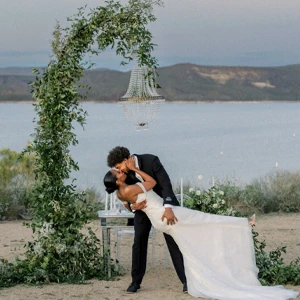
[107,146,187,293]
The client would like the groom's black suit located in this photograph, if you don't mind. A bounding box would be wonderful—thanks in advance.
[125,153,186,285]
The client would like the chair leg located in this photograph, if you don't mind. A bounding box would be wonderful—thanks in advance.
[114,230,121,272]
[151,229,156,267]
[163,244,170,269]
[112,228,159,269]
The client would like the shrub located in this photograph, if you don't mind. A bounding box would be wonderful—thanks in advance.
[185,186,242,217]
[0,148,35,220]
[214,171,300,214]
[77,186,105,219]
[241,171,300,213]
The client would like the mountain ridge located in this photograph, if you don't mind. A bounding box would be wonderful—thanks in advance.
[1,63,300,101]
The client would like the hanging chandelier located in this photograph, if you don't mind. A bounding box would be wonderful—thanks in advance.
[119,51,165,131]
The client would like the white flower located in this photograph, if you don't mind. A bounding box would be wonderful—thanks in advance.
[33,242,44,256]
[50,200,61,212]
[197,175,203,180]
[212,203,218,209]
[226,207,234,216]
[40,222,55,235]
[221,200,226,204]
[73,245,80,253]
[55,243,67,255]
[189,188,194,193]
[196,190,201,196]
[219,191,224,196]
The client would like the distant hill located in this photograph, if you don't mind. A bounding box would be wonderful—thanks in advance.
[0,67,44,76]
[1,64,300,101]
[0,74,35,100]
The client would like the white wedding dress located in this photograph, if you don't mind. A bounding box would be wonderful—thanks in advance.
[136,183,299,300]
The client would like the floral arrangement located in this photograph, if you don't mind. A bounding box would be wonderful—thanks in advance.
[185,186,242,217]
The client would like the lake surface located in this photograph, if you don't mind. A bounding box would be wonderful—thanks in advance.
[1,102,300,190]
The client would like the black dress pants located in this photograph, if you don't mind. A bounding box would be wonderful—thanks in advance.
[131,210,186,285]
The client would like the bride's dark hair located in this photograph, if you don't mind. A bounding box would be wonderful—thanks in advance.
[103,170,118,194]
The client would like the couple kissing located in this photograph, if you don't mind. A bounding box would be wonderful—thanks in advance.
[103,146,298,300]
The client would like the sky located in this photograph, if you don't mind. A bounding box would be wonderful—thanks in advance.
[1,0,300,70]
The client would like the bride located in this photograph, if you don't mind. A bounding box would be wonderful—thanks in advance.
[103,157,299,300]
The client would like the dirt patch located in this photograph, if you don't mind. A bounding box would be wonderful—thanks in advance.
[0,214,299,299]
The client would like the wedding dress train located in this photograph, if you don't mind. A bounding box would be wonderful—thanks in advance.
[136,183,298,300]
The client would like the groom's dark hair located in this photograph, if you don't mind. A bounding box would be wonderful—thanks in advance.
[107,146,130,167]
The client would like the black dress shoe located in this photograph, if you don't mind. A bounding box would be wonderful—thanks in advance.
[127,282,141,293]
[183,282,188,294]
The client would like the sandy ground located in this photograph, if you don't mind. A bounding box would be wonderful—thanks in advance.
[0,213,299,300]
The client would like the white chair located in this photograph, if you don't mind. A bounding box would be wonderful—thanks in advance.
[175,193,191,207]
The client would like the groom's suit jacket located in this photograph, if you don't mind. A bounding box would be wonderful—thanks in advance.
[125,154,180,207]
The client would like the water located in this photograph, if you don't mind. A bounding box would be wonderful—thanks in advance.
[1,102,300,190]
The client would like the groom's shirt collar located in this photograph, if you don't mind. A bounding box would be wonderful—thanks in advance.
[133,155,143,182]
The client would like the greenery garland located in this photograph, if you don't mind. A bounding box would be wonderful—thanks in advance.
[0,0,163,287]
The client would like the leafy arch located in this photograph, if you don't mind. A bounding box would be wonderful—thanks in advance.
[0,0,163,287]
[30,0,161,227]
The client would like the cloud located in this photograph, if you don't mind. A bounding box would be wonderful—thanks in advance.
[1,0,300,67]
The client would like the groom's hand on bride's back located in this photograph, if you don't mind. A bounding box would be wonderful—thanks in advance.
[161,208,178,225]
[131,200,147,211]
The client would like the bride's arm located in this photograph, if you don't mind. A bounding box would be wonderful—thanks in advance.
[116,157,156,204]
[121,200,131,212]
[126,157,156,191]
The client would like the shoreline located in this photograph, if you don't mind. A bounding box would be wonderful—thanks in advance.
[2,100,300,104]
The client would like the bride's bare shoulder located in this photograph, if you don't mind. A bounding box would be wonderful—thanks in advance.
[122,184,143,200]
